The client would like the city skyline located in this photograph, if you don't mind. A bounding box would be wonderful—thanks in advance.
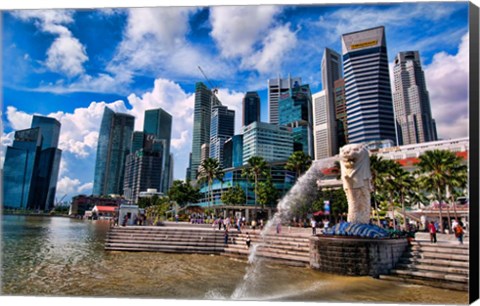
[1,3,470,200]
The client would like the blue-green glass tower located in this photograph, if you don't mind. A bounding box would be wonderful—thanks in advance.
[210,105,235,168]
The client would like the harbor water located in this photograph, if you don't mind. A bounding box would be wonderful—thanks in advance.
[1,215,468,303]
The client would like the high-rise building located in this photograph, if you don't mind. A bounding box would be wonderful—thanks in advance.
[223,135,243,169]
[242,121,293,164]
[144,108,172,192]
[319,48,342,157]
[312,90,332,160]
[268,76,302,125]
[210,105,235,168]
[243,92,261,126]
[93,107,135,196]
[200,143,210,164]
[278,84,314,157]
[341,26,396,144]
[334,78,348,148]
[189,82,221,181]
[393,51,438,145]
[3,116,62,211]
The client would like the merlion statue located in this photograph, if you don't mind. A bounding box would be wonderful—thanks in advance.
[339,143,372,224]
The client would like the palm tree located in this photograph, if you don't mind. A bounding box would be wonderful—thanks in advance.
[242,156,269,215]
[370,154,386,226]
[416,150,463,233]
[381,159,403,229]
[285,151,312,181]
[389,165,414,230]
[197,158,223,210]
[445,159,468,222]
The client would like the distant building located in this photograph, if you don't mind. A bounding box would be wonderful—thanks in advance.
[200,143,210,165]
[223,135,243,169]
[3,116,62,211]
[312,90,332,160]
[341,26,396,144]
[393,51,437,145]
[243,91,261,126]
[93,107,135,196]
[210,105,235,168]
[242,121,293,164]
[268,76,302,125]
[70,195,121,217]
[278,84,314,157]
[189,82,221,181]
[333,78,348,148]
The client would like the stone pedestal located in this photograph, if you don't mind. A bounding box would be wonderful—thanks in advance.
[309,236,408,277]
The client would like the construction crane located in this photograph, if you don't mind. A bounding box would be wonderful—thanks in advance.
[197,66,219,95]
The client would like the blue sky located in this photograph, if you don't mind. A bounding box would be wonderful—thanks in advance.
[1,1,471,200]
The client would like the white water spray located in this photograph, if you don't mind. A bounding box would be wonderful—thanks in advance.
[231,157,338,299]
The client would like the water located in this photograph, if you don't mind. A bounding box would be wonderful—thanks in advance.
[1,215,468,303]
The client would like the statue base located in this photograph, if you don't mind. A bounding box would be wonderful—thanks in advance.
[324,222,390,238]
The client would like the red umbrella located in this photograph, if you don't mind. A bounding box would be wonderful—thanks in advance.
[313,211,324,216]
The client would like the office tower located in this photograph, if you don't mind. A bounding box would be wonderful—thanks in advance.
[200,143,210,164]
[3,116,61,211]
[186,152,192,182]
[242,121,293,164]
[131,131,145,155]
[169,154,174,189]
[278,84,314,157]
[93,107,135,196]
[123,133,163,203]
[334,78,348,148]
[393,51,438,145]
[223,135,243,169]
[268,76,302,125]
[312,90,331,160]
[189,82,221,181]
[243,91,261,126]
[144,108,172,192]
[210,105,235,168]
[341,26,396,144]
[320,48,342,157]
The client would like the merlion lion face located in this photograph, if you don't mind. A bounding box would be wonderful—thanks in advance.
[340,144,364,169]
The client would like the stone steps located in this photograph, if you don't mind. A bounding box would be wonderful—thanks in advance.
[379,275,468,292]
[395,263,469,275]
[399,257,469,269]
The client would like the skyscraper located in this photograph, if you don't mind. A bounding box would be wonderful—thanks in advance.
[393,51,438,145]
[319,48,342,157]
[341,26,396,144]
[268,76,302,125]
[312,90,331,160]
[3,116,62,211]
[278,84,314,157]
[243,91,261,126]
[189,82,221,181]
[144,108,172,192]
[334,78,348,148]
[223,135,243,169]
[93,107,135,196]
[210,105,235,168]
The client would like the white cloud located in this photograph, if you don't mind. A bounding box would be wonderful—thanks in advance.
[56,176,92,197]
[424,33,469,139]
[6,106,33,130]
[216,89,245,134]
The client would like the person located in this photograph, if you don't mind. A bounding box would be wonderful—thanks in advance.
[276,222,281,234]
[323,219,329,230]
[175,214,179,223]
[241,216,246,229]
[311,218,317,235]
[224,229,229,245]
[219,217,223,231]
[251,220,257,231]
[260,219,264,231]
[454,221,464,244]
[236,218,241,232]
[428,221,437,243]
[451,219,458,233]
[246,233,251,249]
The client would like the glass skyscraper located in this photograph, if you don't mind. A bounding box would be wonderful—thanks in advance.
[3,116,62,211]
[278,84,314,157]
[341,26,396,144]
[189,82,221,181]
[223,135,243,169]
[93,107,135,196]
[393,51,437,145]
[268,76,302,125]
[210,105,235,168]
[242,91,260,127]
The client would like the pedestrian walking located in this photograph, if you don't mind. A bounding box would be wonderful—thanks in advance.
[428,221,437,243]
[276,222,281,234]
[246,233,251,249]
[260,219,264,231]
[219,217,223,231]
[454,221,464,244]
[311,218,317,235]
[224,229,229,244]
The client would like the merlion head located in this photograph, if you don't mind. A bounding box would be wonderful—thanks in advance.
[339,143,371,188]
[340,143,368,169]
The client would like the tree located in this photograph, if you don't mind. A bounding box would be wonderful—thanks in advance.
[389,164,414,230]
[256,179,278,209]
[285,151,312,180]
[221,185,246,206]
[145,197,171,225]
[375,158,401,229]
[242,156,269,214]
[370,155,397,226]
[197,158,223,209]
[168,180,201,207]
[416,150,465,233]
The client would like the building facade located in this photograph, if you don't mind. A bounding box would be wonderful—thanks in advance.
[93,107,135,196]
[312,90,331,160]
[189,82,221,181]
[3,116,62,211]
[393,51,437,145]
[242,121,293,164]
[341,26,397,144]
[268,76,302,125]
[223,135,244,169]
[278,84,314,157]
[209,105,235,168]
[243,91,261,126]
[334,78,348,148]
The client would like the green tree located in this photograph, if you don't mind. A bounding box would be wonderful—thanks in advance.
[242,156,269,214]
[145,197,171,225]
[197,158,223,209]
[256,179,278,209]
[168,180,201,207]
[376,158,401,229]
[285,151,312,180]
[370,155,396,226]
[389,164,415,230]
[416,150,465,232]
[221,185,246,206]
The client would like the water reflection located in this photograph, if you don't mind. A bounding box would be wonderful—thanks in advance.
[1,215,468,303]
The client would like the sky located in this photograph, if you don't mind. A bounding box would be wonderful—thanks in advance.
[0,1,471,201]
